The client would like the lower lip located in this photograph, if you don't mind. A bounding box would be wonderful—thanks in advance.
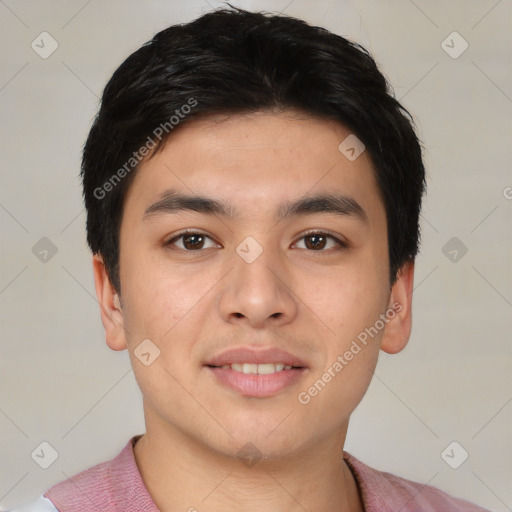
[207,366,307,397]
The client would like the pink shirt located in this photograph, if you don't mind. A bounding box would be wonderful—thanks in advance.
[33,435,489,511]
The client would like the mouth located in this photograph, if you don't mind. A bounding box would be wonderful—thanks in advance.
[208,362,301,374]
[205,347,308,397]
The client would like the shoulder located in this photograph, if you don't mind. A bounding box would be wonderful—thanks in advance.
[38,448,117,510]
[8,437,140,512]
[8,494,59,512]
[35,436,150,512]
[343,451,491,512]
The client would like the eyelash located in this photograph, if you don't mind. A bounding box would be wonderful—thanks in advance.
[164,229,348,253]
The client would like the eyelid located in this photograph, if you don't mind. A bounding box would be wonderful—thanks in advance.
[165,228,220,247]
[293,229,348,249]
[165,228,348,251]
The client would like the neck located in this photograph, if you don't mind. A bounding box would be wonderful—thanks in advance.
[133,407,364,512]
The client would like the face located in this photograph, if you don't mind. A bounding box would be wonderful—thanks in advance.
[94,110,413,460]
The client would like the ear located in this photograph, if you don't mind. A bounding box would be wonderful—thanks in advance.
[92,254,127,351]
[380,260,415,354]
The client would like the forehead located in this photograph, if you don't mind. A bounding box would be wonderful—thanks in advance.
[123,110,384,221]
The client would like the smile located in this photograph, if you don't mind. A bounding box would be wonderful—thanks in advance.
[205,346,309,397]
[206,365,307,397]
[218,363,295,374]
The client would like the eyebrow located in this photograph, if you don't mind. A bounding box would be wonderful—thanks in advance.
[143,188,368,224]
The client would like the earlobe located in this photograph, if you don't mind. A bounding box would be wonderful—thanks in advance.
[92,254,127,351]
[380,261,415,355]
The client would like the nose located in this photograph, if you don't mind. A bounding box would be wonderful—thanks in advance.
[217,243,298,329]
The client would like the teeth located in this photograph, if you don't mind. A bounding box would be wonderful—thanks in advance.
[223,363,295,374]
[243,363,258,374]
[257,363,276,375]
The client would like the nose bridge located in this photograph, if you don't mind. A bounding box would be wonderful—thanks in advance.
[218,235,298,327]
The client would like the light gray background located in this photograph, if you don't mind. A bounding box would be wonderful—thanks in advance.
[1,0,511,510]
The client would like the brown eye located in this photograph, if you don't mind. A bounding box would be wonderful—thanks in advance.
[181,233,205,250]
[304,233,328,250]
[166,231,218,251]
[294,231,347,251]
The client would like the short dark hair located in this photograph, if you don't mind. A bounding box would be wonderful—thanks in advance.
[82,5,426,294]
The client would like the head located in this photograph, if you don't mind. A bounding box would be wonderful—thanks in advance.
[85,6,425,460]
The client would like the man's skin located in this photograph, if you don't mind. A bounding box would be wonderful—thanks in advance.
[92,109,414,512]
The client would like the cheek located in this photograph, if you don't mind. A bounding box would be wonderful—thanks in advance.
[121,247,206,340]
[295,251,388,409]
[120,269,207,407]
[305,258,388,343]
[297,288,383,427]
[120,256,219,396]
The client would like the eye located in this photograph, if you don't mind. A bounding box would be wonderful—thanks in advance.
[164,229,347,252]
[293,231,347,251]
[165,230,220,251]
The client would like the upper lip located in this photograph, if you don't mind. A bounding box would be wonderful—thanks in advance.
[205,347,308,368]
